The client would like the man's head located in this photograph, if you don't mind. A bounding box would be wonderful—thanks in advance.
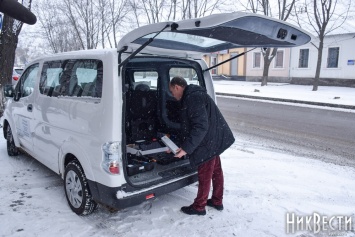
[169,76,187,101]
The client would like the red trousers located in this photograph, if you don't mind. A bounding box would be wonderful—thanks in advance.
[192,156,224,211]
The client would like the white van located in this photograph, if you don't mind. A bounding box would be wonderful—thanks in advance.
[2,12,311,215]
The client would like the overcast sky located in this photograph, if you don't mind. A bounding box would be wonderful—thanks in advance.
[16,0,355,63]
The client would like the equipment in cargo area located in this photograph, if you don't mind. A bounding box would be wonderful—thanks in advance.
[161,135,179,154]
[126,136,184,176]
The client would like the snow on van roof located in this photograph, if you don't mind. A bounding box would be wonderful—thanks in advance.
[29,48,118,64]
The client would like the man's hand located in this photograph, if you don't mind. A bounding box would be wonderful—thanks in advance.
[174,148,187,158]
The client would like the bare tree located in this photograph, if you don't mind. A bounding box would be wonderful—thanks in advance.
[294,0,351,91]
[127,0,226,28]
[59,0,102,50]
[0,0,34,115]
[129,0,142,27]
[106,0,130,48]
[0,1,33,83]
[126,0,164,25]
[167,0,178,21]
[35,0,82,53]
[36,0,129,51]
[195,0,226,18]
[94,0,130,49]
[21,0,229,63]
[97,0,109,49]
[240,0,296,86]
[180,0,224,19]
[143,0,166,23]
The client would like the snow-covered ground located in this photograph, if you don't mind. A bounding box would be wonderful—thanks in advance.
[213,81,355,107]
[1,81,355,237]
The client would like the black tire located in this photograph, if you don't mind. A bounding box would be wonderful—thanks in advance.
[64,161,97,215]
[6,125,19,156]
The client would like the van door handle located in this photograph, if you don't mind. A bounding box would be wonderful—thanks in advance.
[27,104,33,112]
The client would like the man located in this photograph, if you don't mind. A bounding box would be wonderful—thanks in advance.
[169,76,235,216]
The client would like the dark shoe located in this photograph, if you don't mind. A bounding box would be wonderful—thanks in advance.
[181,205,206,216]
[207,199,224,211]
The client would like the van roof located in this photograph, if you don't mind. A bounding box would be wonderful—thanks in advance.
[30,48,118,63]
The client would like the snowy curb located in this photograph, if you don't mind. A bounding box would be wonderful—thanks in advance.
[216,92,355,110]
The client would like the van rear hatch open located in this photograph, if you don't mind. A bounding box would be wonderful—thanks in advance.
[119,12,312,188]
[117,12,312,58]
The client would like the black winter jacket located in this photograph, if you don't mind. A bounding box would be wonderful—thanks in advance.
[180,84,235,167]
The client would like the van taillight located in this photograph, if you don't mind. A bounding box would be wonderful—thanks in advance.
[109,161,119,174]
[102,141,121,175]
[13,76,19,81]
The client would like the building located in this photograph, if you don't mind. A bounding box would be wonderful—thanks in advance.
[245,47,292,83]
[204,33,355,87]
[290,33,355,87]
[203,48,247,80]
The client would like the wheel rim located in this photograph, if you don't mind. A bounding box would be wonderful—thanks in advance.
[65,170,83,208]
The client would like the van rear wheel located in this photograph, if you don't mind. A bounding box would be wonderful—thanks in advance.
[6,125,19,156]
[64,161,97,215]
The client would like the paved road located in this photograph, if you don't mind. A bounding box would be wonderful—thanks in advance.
[217,96,355,167]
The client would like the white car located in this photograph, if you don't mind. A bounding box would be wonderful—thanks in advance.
[12,67,24,86]
[2,12,311,215]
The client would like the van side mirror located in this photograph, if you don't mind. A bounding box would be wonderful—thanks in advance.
[13,90,22,101]
[3,84,14,98]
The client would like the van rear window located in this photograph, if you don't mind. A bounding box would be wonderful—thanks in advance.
[169,67,199,86]
[39,59,103,98]
[133,71,158,90]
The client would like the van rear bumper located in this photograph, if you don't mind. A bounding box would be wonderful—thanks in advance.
[88,174,198,209]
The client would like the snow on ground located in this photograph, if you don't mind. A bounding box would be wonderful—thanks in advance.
[1,129,355,237]
[1,82,355,237]
[213,81,355,106]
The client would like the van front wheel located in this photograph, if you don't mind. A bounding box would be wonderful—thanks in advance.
[6,125,19,156]
[64,161,97,215]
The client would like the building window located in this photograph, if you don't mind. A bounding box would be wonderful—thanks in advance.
[253,52,261,68]
[210,56,217,75]
[274,50,284,68]
[298,49,309,68]
[327,47,339,68]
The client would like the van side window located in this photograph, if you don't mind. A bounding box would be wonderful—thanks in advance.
[17,63,39,98]
[54,60,75,96]
[39,59,103,98]
[70,60,103,98]
[39,61,63,96]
